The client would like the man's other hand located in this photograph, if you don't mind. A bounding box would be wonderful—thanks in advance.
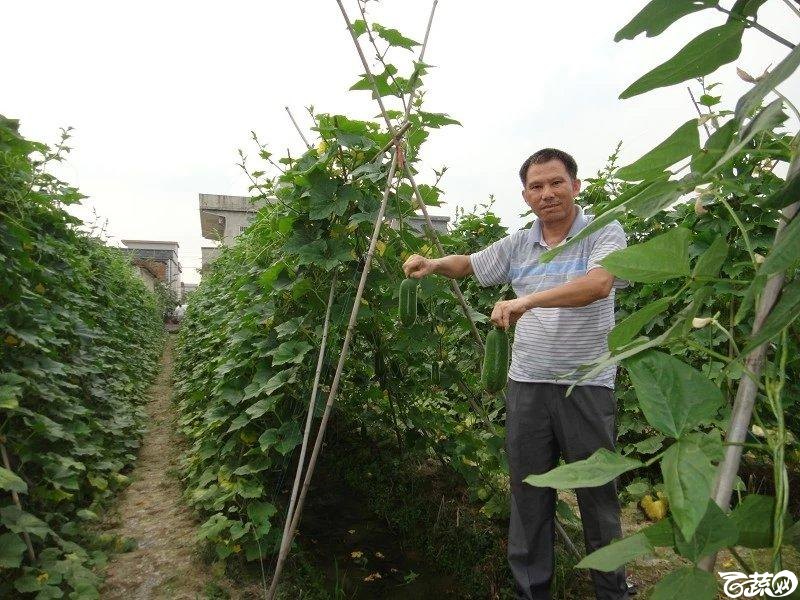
[490,298,530,329]
[403,254,435,279]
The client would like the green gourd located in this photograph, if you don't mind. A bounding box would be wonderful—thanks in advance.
[430,361,441,385]
[398,278,419,326]
[482,327,509,393]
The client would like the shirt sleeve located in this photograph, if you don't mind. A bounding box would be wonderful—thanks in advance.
[469,234,514,287]
[587,221,629,289]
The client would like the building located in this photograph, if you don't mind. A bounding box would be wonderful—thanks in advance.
[121,240,182,298]
[199,194,263,271]
[398,214,450,235]
[197,192,450,272]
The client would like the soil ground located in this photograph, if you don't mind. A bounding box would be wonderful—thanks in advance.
[100,337,214,599]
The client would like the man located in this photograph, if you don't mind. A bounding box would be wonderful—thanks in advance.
[402,148,629,600]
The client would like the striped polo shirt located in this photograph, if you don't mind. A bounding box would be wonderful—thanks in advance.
[469,205,627,389]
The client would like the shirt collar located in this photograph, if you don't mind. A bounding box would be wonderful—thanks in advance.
[531,204,588,247]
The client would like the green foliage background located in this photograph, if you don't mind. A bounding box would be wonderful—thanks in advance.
[0,117,164,598]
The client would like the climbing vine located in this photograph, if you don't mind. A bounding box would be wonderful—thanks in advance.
[0,117,164,598]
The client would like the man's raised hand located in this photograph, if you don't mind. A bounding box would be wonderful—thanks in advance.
[402,254,436,279]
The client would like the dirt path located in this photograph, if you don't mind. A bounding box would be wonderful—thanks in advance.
[101,336,212,600]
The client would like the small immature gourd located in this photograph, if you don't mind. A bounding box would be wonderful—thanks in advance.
[482,327,509,393]
[398,278,419,326]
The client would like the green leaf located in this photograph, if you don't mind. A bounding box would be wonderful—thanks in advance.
[674,500,738,562]
[757,215,800,280]
[662,438,717,540]
[691,120,736,175]
[691,236,729,285]
[245,396,279,419]
[0,505,51,539]
[576,532,654,571]
[649,567,718,600]
[352,19,367,37]
[710,99,787,172]
[601,227,691,283]
[262,368,298,396]
[275,421,301,455]
[372,23,420,50]
[616,119,699,181]
[247,501,277,536]
[417,111,462,128]
[267,340,313,367]
[0,467,27,494]
[523,448,641,489]
[625,351,723,438]
[620,22,745,99]
[609,297,672,350]
[739,280,800,356]
[197,513,233,541]
[730,494,785,548]
[274,316,304,338]
[735,43,800,121]
[0,532,27,568]
[615,0,717,41]
[762,170,800,210]
[642,518,676,546]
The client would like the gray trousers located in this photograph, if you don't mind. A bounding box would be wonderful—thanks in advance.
[506,380,629,600]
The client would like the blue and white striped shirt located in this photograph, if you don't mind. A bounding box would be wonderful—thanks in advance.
[469,205,627,389]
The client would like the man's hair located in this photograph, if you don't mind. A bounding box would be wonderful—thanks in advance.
[518,148,578,184]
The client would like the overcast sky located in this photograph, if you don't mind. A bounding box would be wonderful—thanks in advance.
[5,0,798,283]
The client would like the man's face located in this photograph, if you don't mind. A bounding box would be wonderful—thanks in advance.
[521,159,581,225]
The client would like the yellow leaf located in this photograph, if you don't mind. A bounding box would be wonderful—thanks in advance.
[35,283,45,294]
[4,335,18,346]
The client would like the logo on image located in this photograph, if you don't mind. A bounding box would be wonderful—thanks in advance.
[719,570,798,598]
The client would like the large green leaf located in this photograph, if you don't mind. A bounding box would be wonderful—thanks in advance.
[710,99,787,172]
[0,505,51,540]
[576,532,654,571]
[615,0,717,41]
[616,119,699,181]
[0,467,28,494]
[736,31,800,120]
[626,179,684,219]
[762,170,800,210]
[523,448,641,489]
[739,280,800,356]
[267,340,313,367]
[642,518,676,546]
[600,227,691,283]
[691,120,736,175]
[730,494,787,548]
[757,214,800,279]
[0,532,27,568]
[608,297,672,350]
[691,235,729,285]
[674,500,738,562]
[625,351,723,438]
[247,501,277,536]
[649,567,718,600]
[372,23,420,50]
[620,22,745,99]
[662,438,717,540]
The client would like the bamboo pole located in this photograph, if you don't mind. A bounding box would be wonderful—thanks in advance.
[1,443,35,562]
[699,153,800,572]
[265,150,400,599]
[284,106,312,150]
[275,273,338,570]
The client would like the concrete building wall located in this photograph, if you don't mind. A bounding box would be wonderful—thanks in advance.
[122,240,182,298]
[133,265,158,293]
[199,194,265,271]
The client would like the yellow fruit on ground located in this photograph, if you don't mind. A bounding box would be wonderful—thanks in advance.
[640,494,668,521]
